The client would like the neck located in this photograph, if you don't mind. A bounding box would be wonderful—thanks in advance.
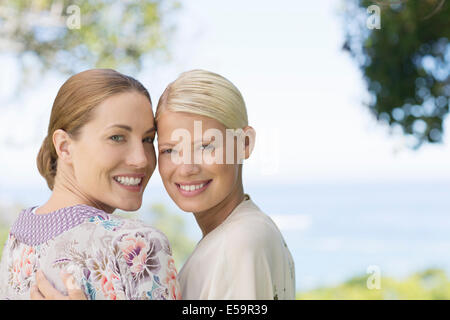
[193,182,246,238]
[36,170,114,215]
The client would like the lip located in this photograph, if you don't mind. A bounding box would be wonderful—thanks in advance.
[175,179,212,197]
[113,173,146,193]
[113,173,146,178]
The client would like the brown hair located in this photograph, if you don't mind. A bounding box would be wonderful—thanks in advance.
[37,69,151,190]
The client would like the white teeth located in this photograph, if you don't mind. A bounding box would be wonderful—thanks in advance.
[115,176,142,186]
[179,183,206,192]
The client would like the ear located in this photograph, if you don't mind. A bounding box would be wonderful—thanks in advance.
[242,126,256,160]
[53,129,74,164]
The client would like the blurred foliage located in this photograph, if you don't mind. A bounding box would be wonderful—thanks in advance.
[146,203,196,271]
[0,203,20,258]
[0,227,8,257]
[343,0,450,148]
[0,0,180,88]
[297,268,450,299]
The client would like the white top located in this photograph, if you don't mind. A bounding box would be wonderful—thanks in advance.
[178,196,296,300]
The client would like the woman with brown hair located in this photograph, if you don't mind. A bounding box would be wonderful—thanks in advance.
[0,69,181,300]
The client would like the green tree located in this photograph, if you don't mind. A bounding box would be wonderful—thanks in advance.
[0,0,179,91]
[342,0,450,148]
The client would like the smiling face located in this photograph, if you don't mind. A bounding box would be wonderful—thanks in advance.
[68,91,156,212]
[157,111,242,213]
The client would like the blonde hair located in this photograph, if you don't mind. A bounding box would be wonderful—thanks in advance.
[155,69,248,129]
[37,69,151,190]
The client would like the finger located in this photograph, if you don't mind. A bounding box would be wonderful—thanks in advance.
[30,285,45,300]
[36,270,68,300]
[61,271,87,300]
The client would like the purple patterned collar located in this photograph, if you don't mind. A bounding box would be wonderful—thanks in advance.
[10,204,109,246]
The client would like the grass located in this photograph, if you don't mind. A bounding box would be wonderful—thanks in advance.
[296,268,450,300]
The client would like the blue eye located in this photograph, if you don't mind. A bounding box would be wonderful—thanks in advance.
[110,135,124,142]
[161,148,173,154]
[143,137,154,144]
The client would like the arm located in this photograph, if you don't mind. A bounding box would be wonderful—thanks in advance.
[224,244,274,299]
[208,224,276,300]
[30,270,87,300]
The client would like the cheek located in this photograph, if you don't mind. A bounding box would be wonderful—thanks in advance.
[158,157,173,181]
[224,165,239,183]
[208,163,238,184]
[78,146,120,181]
[72,145,94,178]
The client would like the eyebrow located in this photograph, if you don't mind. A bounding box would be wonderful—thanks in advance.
[107,124,156,134]
[158,142,175,148]
[158,138,215,147]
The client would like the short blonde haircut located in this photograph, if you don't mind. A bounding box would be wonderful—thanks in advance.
[156,69,248,129]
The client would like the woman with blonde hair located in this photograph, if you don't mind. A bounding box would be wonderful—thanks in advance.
[0,69,181,300]
[154,69,295,299]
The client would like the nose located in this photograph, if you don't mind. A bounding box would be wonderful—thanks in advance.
[177,145,202,176]
[126,141,150,169]
[178,163,201,176]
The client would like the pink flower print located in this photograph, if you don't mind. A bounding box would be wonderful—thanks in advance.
[164,257,181,300]
[100,271,120,300]
[20,247,35,278]
[9,245,36,291]
[118,233,162,280]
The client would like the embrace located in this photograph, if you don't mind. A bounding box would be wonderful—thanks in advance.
[0,69,295,300]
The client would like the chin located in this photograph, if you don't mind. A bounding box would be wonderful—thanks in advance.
[173,199,209,213]
[117,200,142,212]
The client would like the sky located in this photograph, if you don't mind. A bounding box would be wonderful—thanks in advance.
[1,0,449,192]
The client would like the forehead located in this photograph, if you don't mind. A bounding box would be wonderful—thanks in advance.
[92,91,154,126]
[157,111,225,139]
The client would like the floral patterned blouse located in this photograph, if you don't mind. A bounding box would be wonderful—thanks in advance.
[0,204,181,300]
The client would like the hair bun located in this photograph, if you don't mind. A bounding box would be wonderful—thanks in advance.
[36,135,57,190]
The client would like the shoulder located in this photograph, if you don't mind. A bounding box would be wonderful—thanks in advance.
[83,213,172,254]
[222,201,284,253]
